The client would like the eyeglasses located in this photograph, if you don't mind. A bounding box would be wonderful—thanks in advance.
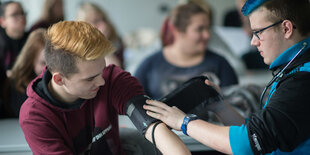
[252,20,283,40]
[6,12,26,19]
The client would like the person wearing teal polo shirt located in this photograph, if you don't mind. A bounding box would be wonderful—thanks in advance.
[143,0,310,154]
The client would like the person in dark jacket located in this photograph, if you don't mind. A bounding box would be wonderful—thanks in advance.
[0,60,7,118]
[0,1,28,74]
[2,29,46,117]
[135,2,238,100]
[143,0,310,154]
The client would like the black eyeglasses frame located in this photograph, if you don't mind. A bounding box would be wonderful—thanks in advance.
[252,20,283,40]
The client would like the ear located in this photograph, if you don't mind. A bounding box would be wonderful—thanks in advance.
[0,17,6,28]
[282,20,294,39]
[52,72,65,86]
[171,23,183,39]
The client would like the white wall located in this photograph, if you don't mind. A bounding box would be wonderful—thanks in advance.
[15,0,235,36]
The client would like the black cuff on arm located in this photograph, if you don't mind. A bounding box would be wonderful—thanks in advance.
[125,95,157,135]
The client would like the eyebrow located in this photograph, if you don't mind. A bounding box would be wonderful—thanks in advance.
[250,25,264,32]
[251,28,261,32]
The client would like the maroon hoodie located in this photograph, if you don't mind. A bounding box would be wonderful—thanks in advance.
[19,65,144,155]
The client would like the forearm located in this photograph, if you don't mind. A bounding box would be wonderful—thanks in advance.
[187,120,232,154]
[145,123,191,155]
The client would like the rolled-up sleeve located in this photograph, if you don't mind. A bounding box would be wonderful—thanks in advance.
[229,125,253,155]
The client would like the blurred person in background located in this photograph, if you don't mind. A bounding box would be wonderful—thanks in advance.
[29,0,63,32]
[2,28,46,117]
[77,2,125,68]
[135,1,238,100]
[223,0,268,70]
[236,0,268,69]
[0,59,6,118]
[0,1,28,76]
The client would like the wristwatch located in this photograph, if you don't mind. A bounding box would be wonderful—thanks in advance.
[181,114,198,136]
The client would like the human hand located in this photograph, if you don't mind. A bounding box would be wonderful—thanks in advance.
[143,100,186,130]
[205,79,221,94]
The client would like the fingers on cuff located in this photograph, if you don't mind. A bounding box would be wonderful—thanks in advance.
[146,111,160,119]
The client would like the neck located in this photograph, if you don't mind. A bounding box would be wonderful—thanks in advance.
[163,44,205,67]
[289,32,310,47]
[296,34,310,44]
[48,80,77,104]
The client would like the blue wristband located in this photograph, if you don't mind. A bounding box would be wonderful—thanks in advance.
[181,114,198,136]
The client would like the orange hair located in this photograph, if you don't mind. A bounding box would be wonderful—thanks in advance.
[45,21,115,76]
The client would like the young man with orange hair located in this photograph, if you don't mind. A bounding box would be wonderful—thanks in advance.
[19,21,190,155]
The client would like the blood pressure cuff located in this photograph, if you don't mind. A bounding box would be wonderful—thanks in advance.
[125,95,157,135]
[159,76,222,117]
[124,76,221,135]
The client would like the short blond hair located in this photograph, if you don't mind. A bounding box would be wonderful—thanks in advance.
[45,21,115,76]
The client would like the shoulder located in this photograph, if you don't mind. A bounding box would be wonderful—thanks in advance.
[205,50,228,61]
[29,21,49,32]
[278,71,310,89]
[21,73,53,120]
[103,64,131,79]
[141,51,163,64]
[270,71,310,108]
[204,50,233,68]
[0,29,7,47]
[135,51,164,74]
[19,97,50,124]
[103,64,142,87]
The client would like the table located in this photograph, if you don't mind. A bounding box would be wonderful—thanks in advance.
[0,119,31,155]
[0,116,211,154]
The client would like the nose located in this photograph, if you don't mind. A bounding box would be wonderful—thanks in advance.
[96,76,105,87]
[250,34,260,47]
[203,29,210,40]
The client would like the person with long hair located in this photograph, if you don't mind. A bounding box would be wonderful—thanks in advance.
[3,28,46,117]
[76,2,125,68]
[29,0,63,32]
